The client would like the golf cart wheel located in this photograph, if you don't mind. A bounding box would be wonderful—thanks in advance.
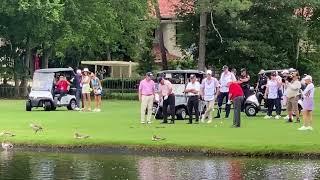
[67,99,77,110]
[26,101,32,111]
[44,101,52,111]
[176,107,187,120]
[245,105,257,117]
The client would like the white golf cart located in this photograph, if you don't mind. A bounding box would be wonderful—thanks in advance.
[26,68,77,111]
[153,70,206,120]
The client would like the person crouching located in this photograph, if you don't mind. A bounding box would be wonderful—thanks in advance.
[184,74,201,124]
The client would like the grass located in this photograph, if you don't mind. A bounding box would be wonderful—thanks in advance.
[1,89,319,156]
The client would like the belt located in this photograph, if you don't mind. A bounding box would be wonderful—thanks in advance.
[142,94,154,96]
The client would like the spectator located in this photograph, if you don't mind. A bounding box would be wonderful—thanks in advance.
[256,70,268,105]
[138,72,155,124]
[158,77,175,124]
[185,74,201,124]
[286,72,301,123]
[81,68,92,112]
[264,72,282,119]
[91,72,102,112]
[200,70,219,123]
[55,75,70,104]
[239,68,251,99]
[74,69,82,111]
[228,82,244,128]
[216,65,236,119]
[298,75,315,131]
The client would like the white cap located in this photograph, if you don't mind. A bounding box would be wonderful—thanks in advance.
[83,68,90,72]
[282,70,289,74]
[303,75,312,81]
[206,70,212,75]
[76,69,82,74]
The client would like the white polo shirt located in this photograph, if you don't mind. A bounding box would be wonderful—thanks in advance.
[219,72,236,93]
[201,77,219,101]
[267,80,279,99]
[186,81,201,96]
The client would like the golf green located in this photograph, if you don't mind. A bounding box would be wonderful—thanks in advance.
[0,89,319,155]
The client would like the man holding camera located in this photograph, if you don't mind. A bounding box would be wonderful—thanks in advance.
[286,72,301,123]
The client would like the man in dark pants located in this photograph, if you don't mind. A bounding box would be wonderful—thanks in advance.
[73,69,82,110]
[228,82,244,128]
[184,74,201,124]
[216,65,237,119]
[159,77,175,124]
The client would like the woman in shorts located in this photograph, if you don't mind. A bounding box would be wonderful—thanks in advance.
[81,68,92,111]
[298,75,315,131]
[91,72,102,112]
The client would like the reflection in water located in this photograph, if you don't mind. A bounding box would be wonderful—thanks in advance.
[0,150,320,180]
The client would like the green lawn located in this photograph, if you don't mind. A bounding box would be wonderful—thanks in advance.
[1,89,319,155]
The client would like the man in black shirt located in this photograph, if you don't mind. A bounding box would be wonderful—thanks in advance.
[256,70,268,105]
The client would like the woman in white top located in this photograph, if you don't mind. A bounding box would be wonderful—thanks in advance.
[81,68,92,111]
[298,75,315,131]
[264,73,282,119]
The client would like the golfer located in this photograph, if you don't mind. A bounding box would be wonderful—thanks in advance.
[81,68,92,112]
[138,72,155,124]
[298,75,315,131]
[286,72,301,123]
[200,70,219,123]
[216,65,236,119]
[228,82,244,128]
[91,72,102,112]
[185,74,201,124]
[158,77,175,124]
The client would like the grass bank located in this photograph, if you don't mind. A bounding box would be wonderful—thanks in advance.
[0,90,319,157]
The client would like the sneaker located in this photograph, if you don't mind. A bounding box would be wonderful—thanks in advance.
[147,121,152,124]
[88,108,92,111]
[275,115,281,120]
[283,115,289,120]
[306,126,313,131]
[207,120,212,124]
[74,107,80,111]
[298,126,308,131]
[264,115,272,119]
[93,109,97,112]
[201,116,205,123]
[141,121,146,124]
[57,101,61,105]
[96,109,101,112]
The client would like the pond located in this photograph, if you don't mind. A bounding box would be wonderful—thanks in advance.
[0,150,320,180]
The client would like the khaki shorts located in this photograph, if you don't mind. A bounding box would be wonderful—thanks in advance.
[287,96,299,112]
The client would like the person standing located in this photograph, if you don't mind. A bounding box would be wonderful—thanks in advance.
[298,75,315,131]
[200,70,219,123]
[158,77,175,124]
[216,65,236,119]
[264,72,282,119]
[138,72,155,124]
[286,72,301,123]
[74,69,82,110]
[239,68,251,99]
[81,68,92,112]
[91,72,102,112]
[256,70,268,105]
[228,82,244,128]
[185,74,201,124]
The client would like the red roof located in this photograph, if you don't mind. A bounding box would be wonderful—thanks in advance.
[158,0,181,18]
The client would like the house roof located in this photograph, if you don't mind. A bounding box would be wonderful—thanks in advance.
[158,0,181,18]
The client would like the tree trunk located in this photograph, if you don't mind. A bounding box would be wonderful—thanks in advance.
[198,10,207,71]
[153,0,168,70]
[106,44,111,61]
[20,38,32,97]
[43,46,52,69]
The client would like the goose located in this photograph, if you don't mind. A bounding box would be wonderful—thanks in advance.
[152,135,166,141]
[2,142,13,151]
[74,132,90,139]
[0,131,15,137]
[30,123,43,134]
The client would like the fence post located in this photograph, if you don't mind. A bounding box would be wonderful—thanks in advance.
[121,75,124,99]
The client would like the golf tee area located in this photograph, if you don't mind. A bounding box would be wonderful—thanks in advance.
[1,90,319,157]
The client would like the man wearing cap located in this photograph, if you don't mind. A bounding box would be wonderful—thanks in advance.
[216,65,236,119]
[158,77,175,124]
[138,72,155,124]
[185,74,201,124]
[256,70,268,105]
[228,81,244,128]
[239,68,251,99]
[74,69,82,110]
[286,72,301,123]
[200,70,219,123]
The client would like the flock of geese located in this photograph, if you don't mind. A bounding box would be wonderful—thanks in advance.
[1,123,90,151]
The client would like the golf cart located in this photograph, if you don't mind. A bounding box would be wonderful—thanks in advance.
[153,70,206,120]
[245,68,302,116]
[26,68,77,111]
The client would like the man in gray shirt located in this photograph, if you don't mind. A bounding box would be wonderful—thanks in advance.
[286,72,301,123]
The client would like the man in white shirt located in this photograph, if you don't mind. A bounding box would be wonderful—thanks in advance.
[216,65,236,118]
[185,74,201,124]
[264,72,282,119]
[200,70,219,123]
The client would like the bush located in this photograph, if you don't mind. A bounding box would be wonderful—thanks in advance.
[101,78,141,90]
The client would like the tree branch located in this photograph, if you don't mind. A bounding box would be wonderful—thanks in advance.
[210,12,223,44]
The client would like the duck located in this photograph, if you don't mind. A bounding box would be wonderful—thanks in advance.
[152,135,166,141]
[74,132,90,139]
[30,123,43,134]
[2,141,13,151]
[0,131,15,137]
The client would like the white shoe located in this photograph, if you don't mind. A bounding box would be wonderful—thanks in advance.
[96,109,101,112]
[147,121,152,124]
[298,126,308,131]
[306,126,313,131]
[141,121,146,124]
[264,115,272,119]
[93,109,97,112]
[57,101,61,105]
[275,115,281,120]
[201,116,206,123]
[207,120,212,124]
[74,107,80,111]
[283,115,289,120]
[88,108,92,111]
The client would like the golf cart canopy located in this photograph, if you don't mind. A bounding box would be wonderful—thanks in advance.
[35,68,74,73]
[258,68,296,75]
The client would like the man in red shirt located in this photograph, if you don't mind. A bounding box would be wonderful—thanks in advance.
[55,75,70,103]
[228,81,244,127]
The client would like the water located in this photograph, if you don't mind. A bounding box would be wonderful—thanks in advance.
[1,150,320,180]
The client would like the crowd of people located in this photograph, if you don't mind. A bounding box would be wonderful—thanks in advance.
[139,66,315,130]
[54,68,103,112]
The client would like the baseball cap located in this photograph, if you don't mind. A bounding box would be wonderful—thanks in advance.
[303,75,312,81]
[76,69,82,74]
[240,68,246,72]
[271,72,276,76]
[146,72,153,77]
[222,65,228,70]
[157,77,165,83]
[206,70,212,75]
[282,70,289,74]
[83,68,90,72]
[190,74,196,79]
